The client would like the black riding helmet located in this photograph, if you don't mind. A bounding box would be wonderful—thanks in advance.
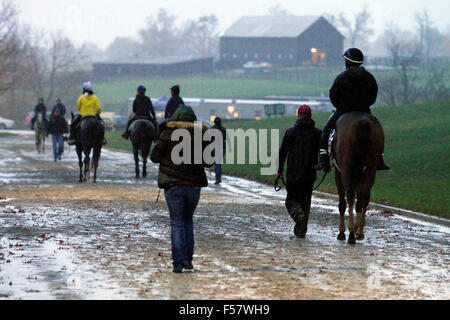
[343,48,364,65]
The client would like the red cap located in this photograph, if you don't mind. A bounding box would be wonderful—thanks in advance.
[296,105,312,117]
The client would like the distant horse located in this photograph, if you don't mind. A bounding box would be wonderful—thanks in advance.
[35,113,47,154]
[129,119,156,178]
[332,112,385,244]
[71,112,104,183]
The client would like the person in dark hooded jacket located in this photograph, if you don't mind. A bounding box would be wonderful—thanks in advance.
[151,104,213,273]
[316,48,390,172]
[164,85,184,119]
[277,105,321,238]
[31,98,48,130]
[122,85,156,139]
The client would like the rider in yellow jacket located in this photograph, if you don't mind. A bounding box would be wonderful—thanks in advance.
[77,92,102,116]
[68,82,105,145]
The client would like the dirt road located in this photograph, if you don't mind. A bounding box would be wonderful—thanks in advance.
[0,134,448,299]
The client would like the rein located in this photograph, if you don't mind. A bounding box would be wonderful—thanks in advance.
[313,170,329,191]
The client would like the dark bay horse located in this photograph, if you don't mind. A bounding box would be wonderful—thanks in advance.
[129,119,156,178]
[71,113,104,183]
[333,112,385,244]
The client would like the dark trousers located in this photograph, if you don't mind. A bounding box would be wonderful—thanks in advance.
[285,179,314,234]
[164,185,201,268]
[51,134,64,160]
[214,163,222,181]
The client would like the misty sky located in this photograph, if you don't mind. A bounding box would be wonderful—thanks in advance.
[15,0,449,49]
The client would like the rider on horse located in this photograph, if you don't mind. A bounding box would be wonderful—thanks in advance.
[316,48,390,173]
[68,82,104,145]
[122,85,157,140]
[31,98,48,130]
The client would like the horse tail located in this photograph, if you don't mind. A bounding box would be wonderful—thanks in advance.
[347,118,370,193]
[356,118,370,168]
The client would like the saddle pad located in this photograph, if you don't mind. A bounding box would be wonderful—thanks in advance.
[328,129,335,154]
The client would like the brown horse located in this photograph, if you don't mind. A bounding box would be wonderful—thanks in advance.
[333,112,385,244]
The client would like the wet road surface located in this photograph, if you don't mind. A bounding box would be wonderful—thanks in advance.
[0,134,449,299]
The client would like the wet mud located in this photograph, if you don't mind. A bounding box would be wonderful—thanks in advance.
[0,135,448,299]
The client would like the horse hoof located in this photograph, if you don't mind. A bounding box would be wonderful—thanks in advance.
[135,175,140,179]
[142,173,147,178]
[348,233,356,245]
[356,233,365,241]
[337,232,346,241]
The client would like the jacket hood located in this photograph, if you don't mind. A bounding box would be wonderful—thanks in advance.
[169,104,197,122]
[161,104,210,131]
[295,118,315,129]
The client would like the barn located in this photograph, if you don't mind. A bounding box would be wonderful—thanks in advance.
[219,15,344,69]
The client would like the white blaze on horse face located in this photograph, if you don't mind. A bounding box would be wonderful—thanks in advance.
[171,129,191,165]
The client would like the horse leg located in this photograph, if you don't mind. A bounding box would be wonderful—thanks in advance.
[335,171,346,241]
[347,195,356,244]
[83,148,90,182]
[76,146,83,182]
[133,145,140,178]
[142,143,150,178]
[356,190,370,241]
[92,145,101,184]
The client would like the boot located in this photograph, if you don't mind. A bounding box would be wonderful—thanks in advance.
[377,154,391,171]
[316,149,331,173]
[122,130,129,140]
[215,175,221,185]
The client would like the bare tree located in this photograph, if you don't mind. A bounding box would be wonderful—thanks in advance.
[380,25,421,105]
[415,9,443,63]
[25,31,85,102]
[0,0,21,94]
[105,37,139,61]
[139,8,179,59]
[183,15,219,58]
[379,23,448,105]
[336,5,375,48]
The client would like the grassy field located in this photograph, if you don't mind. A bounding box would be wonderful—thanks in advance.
[95,75,330,110]
[106,100,450,217]
[0,132,16,138]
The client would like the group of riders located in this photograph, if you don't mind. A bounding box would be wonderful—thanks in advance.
[29,48,390,271]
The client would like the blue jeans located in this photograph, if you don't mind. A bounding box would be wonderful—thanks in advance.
[51,134,64,161]
[215,163,222,179]
[164,185,201,268]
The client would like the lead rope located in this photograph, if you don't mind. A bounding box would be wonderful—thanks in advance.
[155,189,161,204]
[313,171,329,191]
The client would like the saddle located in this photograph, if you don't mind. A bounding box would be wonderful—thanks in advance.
[328,129,341,172]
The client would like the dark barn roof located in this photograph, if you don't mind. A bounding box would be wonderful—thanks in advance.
[223,15,327,38]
